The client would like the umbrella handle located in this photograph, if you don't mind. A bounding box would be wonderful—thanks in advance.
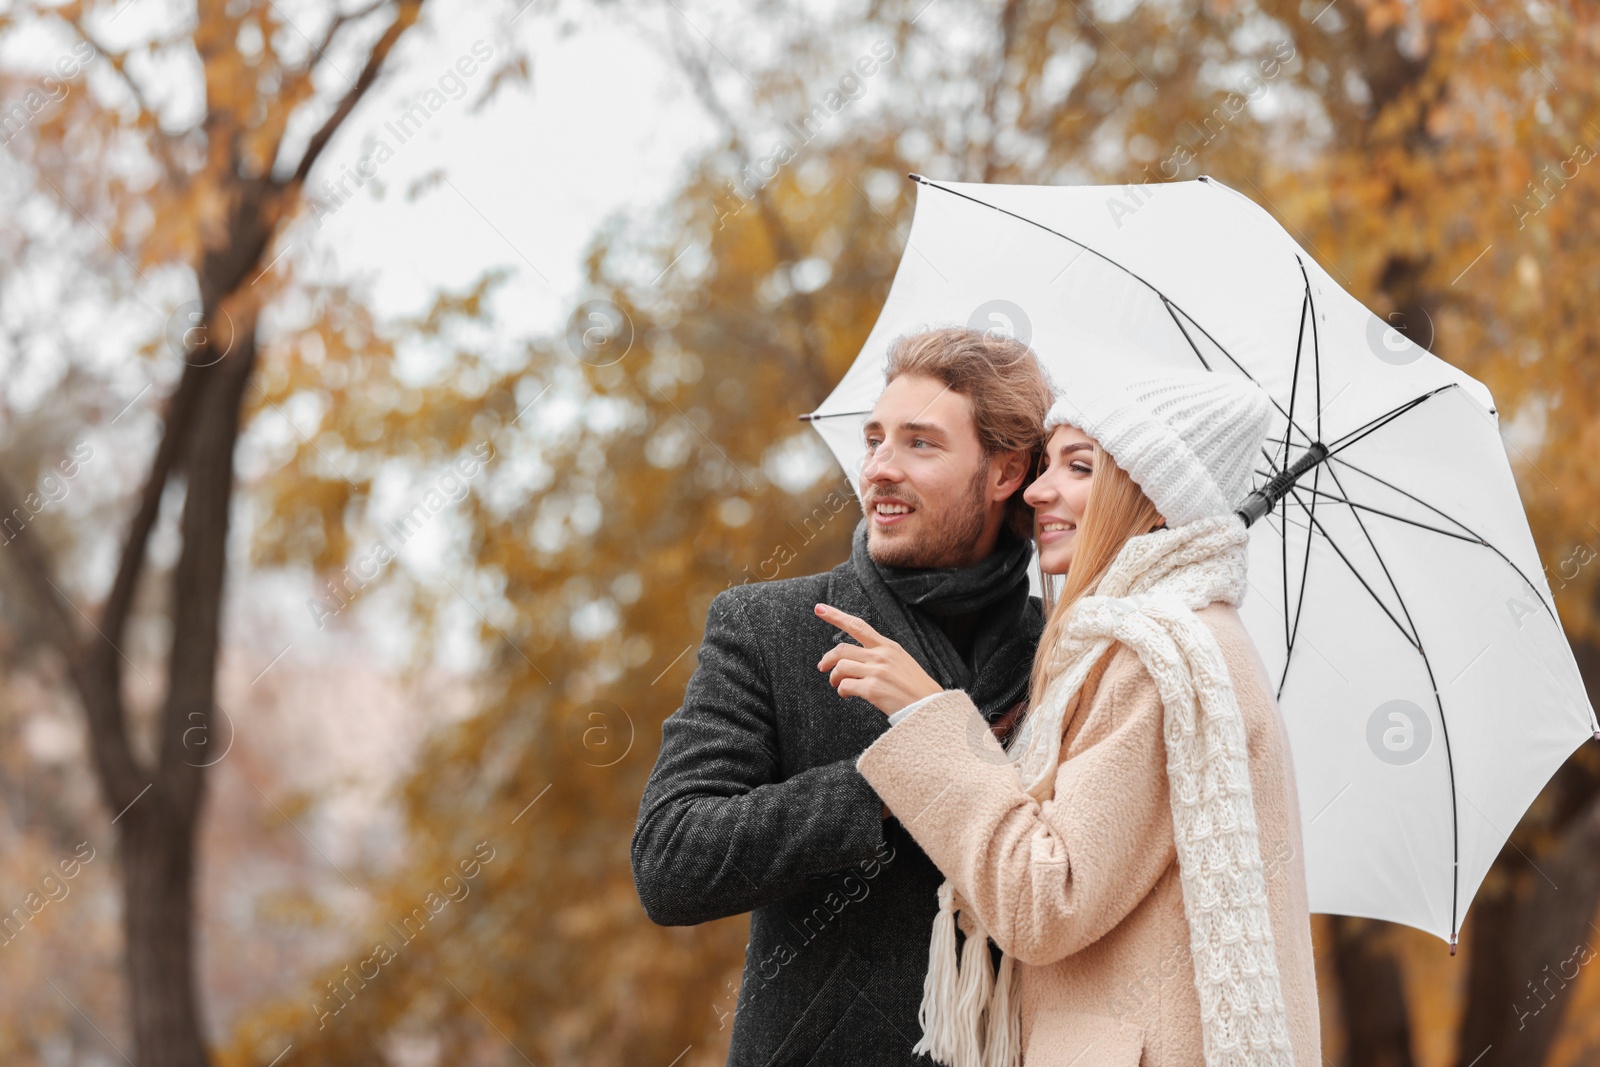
[1236,442,1329,529]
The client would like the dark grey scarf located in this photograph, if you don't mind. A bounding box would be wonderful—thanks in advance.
[847,516,1043,722]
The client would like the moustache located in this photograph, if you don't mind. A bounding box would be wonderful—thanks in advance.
[864,491,923,509]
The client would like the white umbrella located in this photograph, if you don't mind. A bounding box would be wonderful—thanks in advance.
[803,173,1599,951]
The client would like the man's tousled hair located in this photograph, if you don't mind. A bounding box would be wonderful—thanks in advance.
[882,326,1056,539]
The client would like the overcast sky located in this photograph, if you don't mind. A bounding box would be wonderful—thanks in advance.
[298,0,721,338]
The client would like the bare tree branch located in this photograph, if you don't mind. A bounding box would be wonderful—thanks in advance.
[670,35,833,405]
[0,471,80,654]
[978,0,1023,183]
[2,2,437,1061]
[99,365,206,651]
[312,0,394,61]
[56,10,184,187]
[0,468,146,807]
[290,0,423,186]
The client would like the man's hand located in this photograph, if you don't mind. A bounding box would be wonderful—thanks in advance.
[814,603,943,715]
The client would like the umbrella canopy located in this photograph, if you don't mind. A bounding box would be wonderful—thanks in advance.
[805,173,1599,950]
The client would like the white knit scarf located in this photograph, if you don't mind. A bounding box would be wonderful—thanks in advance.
[912,513,1296,1067]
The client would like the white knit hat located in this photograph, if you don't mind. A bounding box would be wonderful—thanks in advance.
[1042,370,1273,528]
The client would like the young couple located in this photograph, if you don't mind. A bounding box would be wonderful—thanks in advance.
[632,326,1321,1066]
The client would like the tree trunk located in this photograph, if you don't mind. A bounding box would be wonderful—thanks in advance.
[121,795,209,1067]
[1455,877,1517,1066]
[1454,786,1600,1066]
[120,298,260,1066]
[0,9,423,1063]
[1329,914,1416,1067]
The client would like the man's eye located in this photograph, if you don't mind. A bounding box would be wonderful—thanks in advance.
[912,438,930,448]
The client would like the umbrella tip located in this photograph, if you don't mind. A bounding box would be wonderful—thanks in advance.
[908,172,926,183]
[1449,934,1458,956]
[798,412,816,421]
[1592,729,1600,741]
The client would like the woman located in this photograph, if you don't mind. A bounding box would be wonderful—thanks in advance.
[815,368,1321,1066]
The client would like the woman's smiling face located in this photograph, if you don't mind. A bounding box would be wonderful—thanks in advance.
[1023,424,1096,575]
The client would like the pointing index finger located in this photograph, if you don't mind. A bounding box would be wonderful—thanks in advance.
[814,603,884,647]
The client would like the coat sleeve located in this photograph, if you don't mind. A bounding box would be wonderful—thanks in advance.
[631,586,889,927]
[887,689,942,727]
[855,644,1175,966]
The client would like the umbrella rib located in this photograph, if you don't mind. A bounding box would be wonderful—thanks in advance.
[912,177,1330,452]
[1290,258,1326,677]
[1257,450,1319,687]
[1292,471,1463,946]
[1261,382,1560,618]
[798,409,871,421]
[1278,460,1292,668]
[1282,484,1420,651]
[1160,296,1212,370]
[1323,384,1459,456]
[1286,260,1324,447]
[1289,456,1552,945]
[1256,496,1317,538]
[1279,485,1301,696]
[1295,447,1322,671]
[1316,457,1435,670]
[1286,483,1484,545]
[914,177,1174,297]
[1256,451,1294,666]
[1321,452,1560,626]
[1281,287,1311,475]
[1280,488,1292,671]
[1305,265,1318,444]
[920,179,1470,944]
[1267,453,1293,666]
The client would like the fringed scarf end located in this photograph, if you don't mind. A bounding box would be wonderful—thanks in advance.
[912,880,963,1063]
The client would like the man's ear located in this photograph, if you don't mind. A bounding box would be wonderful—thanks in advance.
[992,449,1030,500]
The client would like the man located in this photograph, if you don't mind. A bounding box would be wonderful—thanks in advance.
[631,326,1055,1065]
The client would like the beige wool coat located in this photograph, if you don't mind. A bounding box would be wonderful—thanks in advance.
[855,601,1321,1067]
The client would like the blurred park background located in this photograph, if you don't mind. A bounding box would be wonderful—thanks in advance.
[0,0,1598,1064]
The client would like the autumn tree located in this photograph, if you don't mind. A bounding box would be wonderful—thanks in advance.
[83,0,1597,1064]
[0,2,441,1063]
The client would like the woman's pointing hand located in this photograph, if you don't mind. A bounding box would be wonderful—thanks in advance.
[814,603,944,715]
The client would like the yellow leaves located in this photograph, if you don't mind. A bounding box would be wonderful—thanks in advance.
[191,176,235,253]
[132,1,1600,1064]
[402,268,511,338]
[1364,0,1413,35]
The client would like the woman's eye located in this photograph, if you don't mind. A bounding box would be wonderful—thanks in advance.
[1070,462,1091,475]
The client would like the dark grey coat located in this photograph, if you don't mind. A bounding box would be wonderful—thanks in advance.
[631,558,1042,1067]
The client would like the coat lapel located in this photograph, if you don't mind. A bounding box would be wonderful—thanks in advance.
[821,558,875,625]
[815,560,897,739]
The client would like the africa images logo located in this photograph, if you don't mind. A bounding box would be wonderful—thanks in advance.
[1366,699,1432,766]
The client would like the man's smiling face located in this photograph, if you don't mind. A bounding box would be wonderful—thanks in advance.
[859,373,996,569]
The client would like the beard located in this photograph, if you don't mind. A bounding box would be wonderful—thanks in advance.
[866,460,992,569]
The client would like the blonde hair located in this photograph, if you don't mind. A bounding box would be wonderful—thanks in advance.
[1026,435,1167,712]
